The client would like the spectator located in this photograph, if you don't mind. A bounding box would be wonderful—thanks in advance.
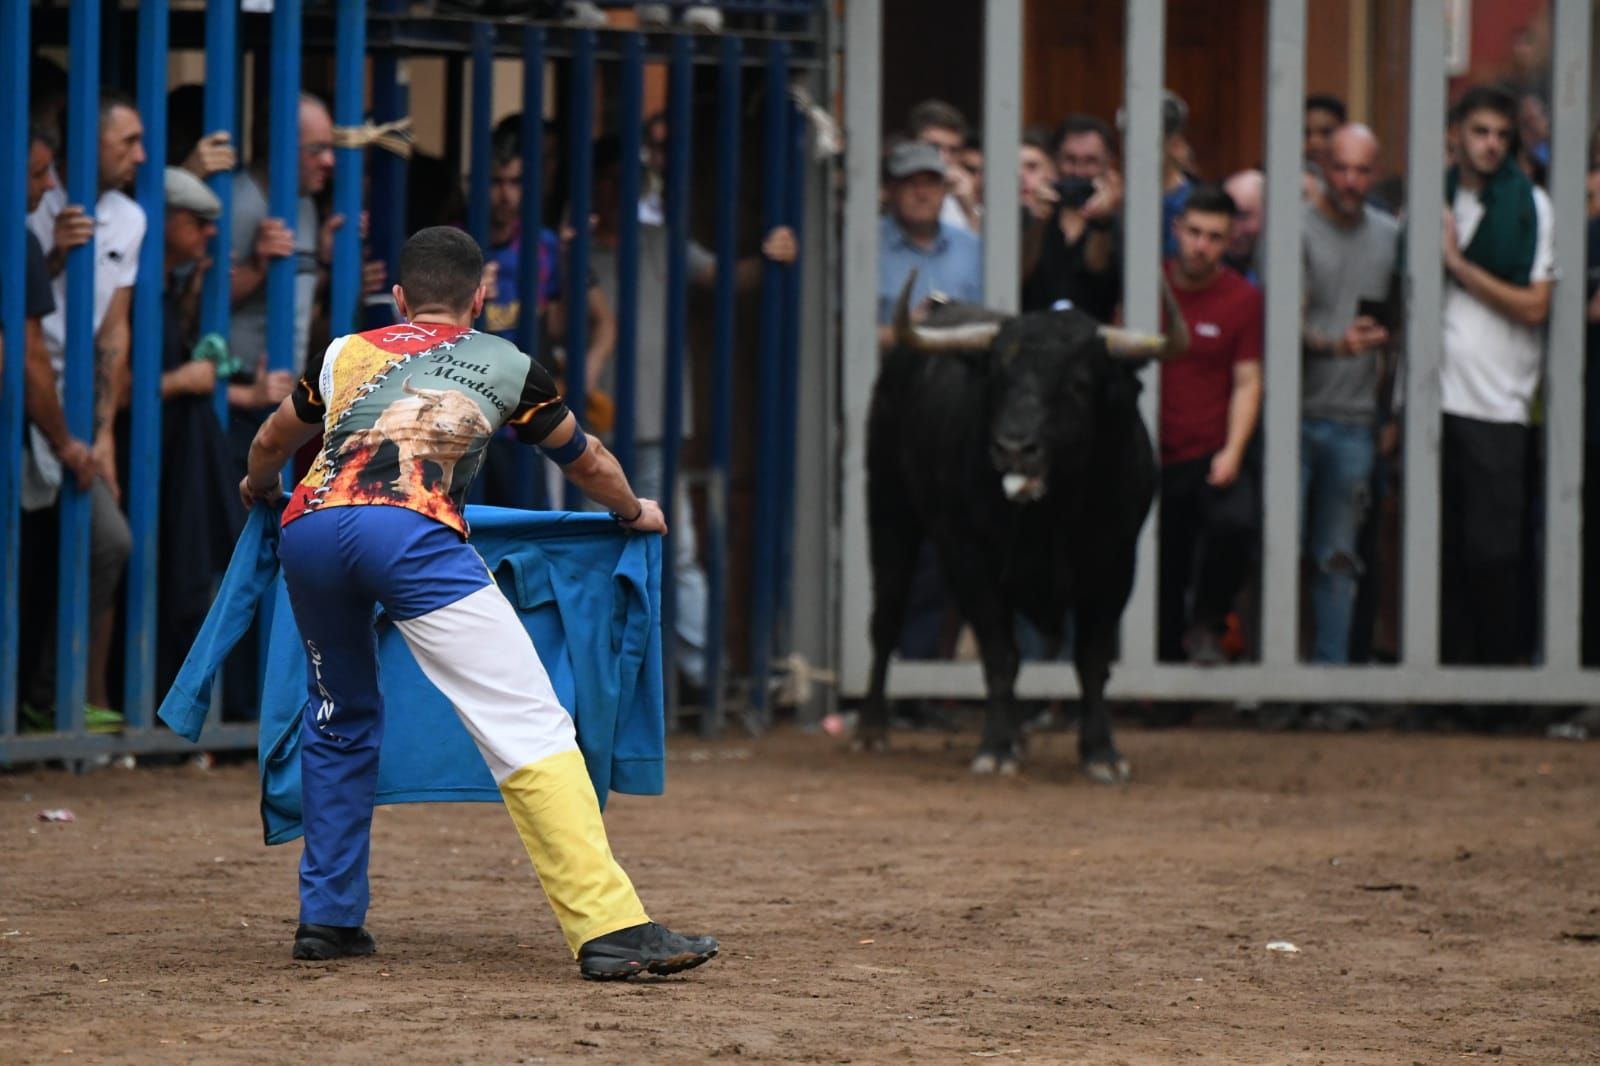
[29,56,68,136]
[1299,126,1400,671]
[1516,90,1551,185]
[24,90,146,729]
[1304,93,1346,179]
[1157,184,1263,665]
[1017,125,1058,223]
[1116,90,1196,256]
[876,140,982,342]
[1439,84,1555,665]
[1022,114,1121,322]
[908,99,981,234]
[1222,168,1264,282]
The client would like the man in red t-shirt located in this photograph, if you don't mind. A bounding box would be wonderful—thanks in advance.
[1158,184,1264,663]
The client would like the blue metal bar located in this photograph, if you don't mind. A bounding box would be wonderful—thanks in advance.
[369,0,407,329]
[704,35,743,736]
[55,0,102,732]
[517,26,546,357]
[612,32,644,483]
[774,99,805,657]
[124,0,170,728]
[562,29,596,511]
[201,0,237,423]
[266,0,303,383]
[329,0,366,336]
[0,0,27,737]
[468,19,493,326]
[661,33,694,705]
[748,41,790,720]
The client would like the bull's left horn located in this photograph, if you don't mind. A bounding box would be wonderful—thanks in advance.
[891,268,1005,353]
[1098,276,1191,360]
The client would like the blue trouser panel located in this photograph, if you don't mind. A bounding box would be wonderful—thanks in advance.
[1299,418,1376,664]
[278,505,493,926]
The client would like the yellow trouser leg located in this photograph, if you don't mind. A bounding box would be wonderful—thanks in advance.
[499,748,650,955]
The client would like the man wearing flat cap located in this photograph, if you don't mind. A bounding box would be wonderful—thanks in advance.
[876,138,983,347]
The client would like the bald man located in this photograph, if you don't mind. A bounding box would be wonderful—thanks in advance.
[1222,169,1264,281]
[1299,124,1400,676]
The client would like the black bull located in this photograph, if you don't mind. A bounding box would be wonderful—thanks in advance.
[861,274,1188,781]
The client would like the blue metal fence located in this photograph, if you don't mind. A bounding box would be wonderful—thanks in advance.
[1,2,825,765]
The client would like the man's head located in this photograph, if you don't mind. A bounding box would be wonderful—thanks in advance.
[299,94,335,196]
[1450,84,1517,179]
[883,140,947,235]
[1019,126,1058,201]
[1171,183,1235,283]
[489,114,524,239]
[395,226,486,321]
[1052,114,1116,180]
[908,99,969,167]
[27,127,58,213]
[1305,93,1346,168]
[1159,90,1191,173]
[99,91,147,192]
[1322,124,1381,220]
[30,57,68,133]
[163,166,220,265]
[1221,169,1263,260]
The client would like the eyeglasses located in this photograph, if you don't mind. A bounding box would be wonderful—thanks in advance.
[302,142,335,158]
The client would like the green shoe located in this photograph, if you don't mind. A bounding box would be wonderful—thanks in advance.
[85,704,124,735]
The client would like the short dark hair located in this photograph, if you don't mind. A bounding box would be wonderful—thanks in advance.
[29,124,58,153]
[100,88,139,123]
[1305,93,1347,123]
[1021,125,1054,154]
[1451,83,1517,127]
[491,113,522,168]
[1180,182,1237,220]
[398,226,485,313]
[1052,114,1117,158]
[908,99,969,141]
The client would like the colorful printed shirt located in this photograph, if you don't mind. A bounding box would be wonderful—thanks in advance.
[483,225,563,341]
[283,322,570,537]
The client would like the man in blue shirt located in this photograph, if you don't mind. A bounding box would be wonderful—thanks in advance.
[876,140,983,347]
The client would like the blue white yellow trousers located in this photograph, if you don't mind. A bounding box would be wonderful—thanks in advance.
[276,504,648,954]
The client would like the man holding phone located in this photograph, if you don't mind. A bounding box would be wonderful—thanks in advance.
[1021,115,1122,323]
[1300,124,1400,668]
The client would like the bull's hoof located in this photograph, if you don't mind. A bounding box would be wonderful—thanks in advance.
[971,751,1022,775]
[970,752,998,774]
[852,732,888,754]
[1082,758,1132,785]
[997,757,1021,777]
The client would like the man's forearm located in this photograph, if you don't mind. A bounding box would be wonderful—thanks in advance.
[563,438,642,516]
[92,341,126,436]
[23,326,74,451]
[1448,259,1551,327]
[232,258,267,304]
[1222,380,1262,460]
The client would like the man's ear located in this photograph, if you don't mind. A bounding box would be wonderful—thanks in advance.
[471,284,487,320]
[392,284,408,320]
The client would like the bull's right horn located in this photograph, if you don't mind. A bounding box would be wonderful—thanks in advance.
[891,269,1005,353]
[1098,276,1191,360]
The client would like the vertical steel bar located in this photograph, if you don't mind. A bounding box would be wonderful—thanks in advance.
[563,30,596,511]
[749,41,790,721]
[981,0,1021,313]
[1259,0,1305,668]
[0,0,27,736]
[1543,0,1591,671]
[774,101,806,654]
[468,21,493,263]
[661,33,694,718]
[613,32,644,482]
[55,0,102,731]
[329,0,366,337]
[124,0,170,728]
[201,0,238,423]
[1403,0,1446,669]
[837,0,881,695]
[705,35,743,737]
[517,27,547,358]
[1120,0,1165,669]
[371,0,408,315]
[265,0,302,382]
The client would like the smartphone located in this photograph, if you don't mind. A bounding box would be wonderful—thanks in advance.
[1356,297,1389,332]
[1053,175,1097,210]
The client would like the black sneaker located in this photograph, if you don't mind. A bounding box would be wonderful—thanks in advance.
[292,923,377,961]
[578,921,718,980]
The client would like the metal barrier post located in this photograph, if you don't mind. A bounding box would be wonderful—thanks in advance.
[329,0,366,336]
[468,18,493,327]
[749,40,790,724]
[53,0,102,732]
[774,99,806,652]
[124,0,171,727]
[0,0,29,738]
[201,0,237,424]
[662,33,694,722]
[266,0,303,383]
[981,0,1020,312]
[612,31,644,483]
[705,35,743,736]
[517,27,547,358]
[371,0,408,317]
[563,29,596,511]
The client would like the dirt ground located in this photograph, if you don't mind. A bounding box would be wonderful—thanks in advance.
[4,724,1600,1065]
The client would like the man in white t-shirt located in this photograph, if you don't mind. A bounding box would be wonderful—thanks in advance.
[25,89,147,725]
[1438,84,1555,665]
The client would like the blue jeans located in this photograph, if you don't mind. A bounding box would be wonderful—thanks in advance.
[1300,418,1376,664]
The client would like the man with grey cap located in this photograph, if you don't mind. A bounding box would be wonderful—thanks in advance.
[876,138,983,347]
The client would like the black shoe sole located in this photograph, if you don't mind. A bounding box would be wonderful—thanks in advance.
[292,935,377,961]
[580,946,718,981]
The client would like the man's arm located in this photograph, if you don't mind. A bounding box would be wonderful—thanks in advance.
[22,319,95,489]
[1446,258,1553,327]
[539,412,666,533]
[232,217,295,305]
[728,227,797,291]
[583,285,616,392]
[89,287,134,498]
[1209,360,1263,488]
[240,394,321,508]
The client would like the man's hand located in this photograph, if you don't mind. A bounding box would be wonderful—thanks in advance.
[169,359,218,397]
[1024,179,1059,222]
[1082,168,1124,222]
[1207,449,1241,488]
[947,162,978,213]
[762,226,797,265]
[247,355,295,408]
[362,259,388,295]
[55,437,97,491]
[255,218,295,263]
[481,260,500,294]
[238,472,284,511]
[1340,316,1389,355]
[617,497,668,535]
[92,432,119,501]
[1378,420,1400,459]
[48,205,94,274]
[182,131,237,178]
[1441,207,1464,275]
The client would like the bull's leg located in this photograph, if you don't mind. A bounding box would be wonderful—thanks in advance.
[859,525,923,753]
[1074,608,1131,784]
[938,552,1022,774]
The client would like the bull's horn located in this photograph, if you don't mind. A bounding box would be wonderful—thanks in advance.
[402,375,420,394]
[891,268,1005,353]
[1098,276,1191,360]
